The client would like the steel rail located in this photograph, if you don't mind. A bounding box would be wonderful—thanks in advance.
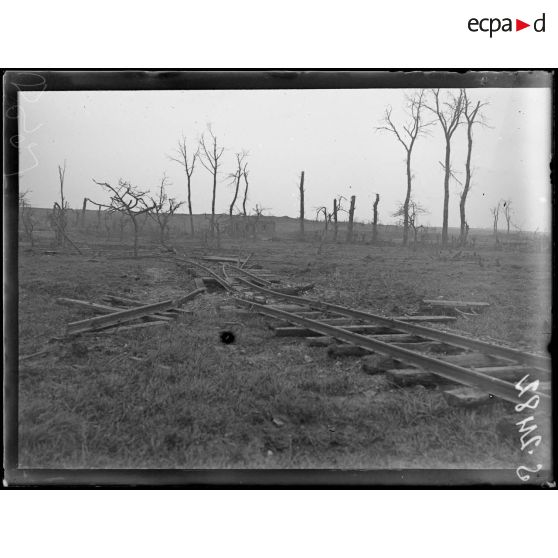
[235,297,550,407]
[232,277,551,370]
[226,264,273,286]
[174,257,233,291]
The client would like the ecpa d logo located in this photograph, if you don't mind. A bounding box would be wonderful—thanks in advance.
[468,13,545,37]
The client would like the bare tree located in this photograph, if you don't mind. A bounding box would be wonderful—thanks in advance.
[460,91,488,246]
[199,125,225,237]
[19,189,35,246]
[427,89,465,247]
[316,206,332,236]
[346,195,356,243]
[228,151,248,218]
[372,193,380,244]
[502,199,513,234]
[393,198,428,247]
[149,173,185,245]
[241,162,249,216]
[490,201,501,238]
[377,91,430,245]
[81,197,88,228]
[299,171,305,240]
[91,178,157,257]
[332,196,345,242]
[168,135,199,236]
[50,161,70,246]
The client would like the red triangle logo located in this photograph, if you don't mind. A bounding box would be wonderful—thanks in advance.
[516,19,530,31]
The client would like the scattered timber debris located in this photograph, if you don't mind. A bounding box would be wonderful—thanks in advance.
[420,299,489,316]
[60,288,205,336]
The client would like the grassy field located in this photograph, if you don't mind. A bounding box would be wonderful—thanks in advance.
[17,234,552,469]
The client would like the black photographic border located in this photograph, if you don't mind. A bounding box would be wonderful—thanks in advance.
[3,69,555,488]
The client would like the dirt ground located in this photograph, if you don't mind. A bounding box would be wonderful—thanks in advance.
[16,237,552,469]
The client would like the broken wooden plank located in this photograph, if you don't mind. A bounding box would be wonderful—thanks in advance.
[165,308,193,315]
[394,315,457,323]
[102,294,143,306]
[96,320,170,334]
[274,324,394,338]
[57,298,126,314]
[101,295,187,317]
[67,288,205,335]
[366,333,424,343]
[443,387,493,407]
[422,300,490,308]
[59,297,176,322]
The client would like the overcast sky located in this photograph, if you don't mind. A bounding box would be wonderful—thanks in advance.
[19,87,551,231]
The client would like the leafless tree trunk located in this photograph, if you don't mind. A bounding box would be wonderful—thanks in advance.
[299,171,305,240]
[242,163,249,216]
[427,89,464,247]
[491,202,501,239]
[81,197,88,228]
[168,135,198,236]
[460,91,488,246]
[52,161,70,246]
[377,91,430,246]
[199,126,225,238]
[333,198,338,241]
[228,151,248,218]
[372,193,380,243]
[346,195,356,242]
[502,199,512,234]
[58,161,66,210]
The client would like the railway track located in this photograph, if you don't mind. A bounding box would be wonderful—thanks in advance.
[178,257,552,410]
